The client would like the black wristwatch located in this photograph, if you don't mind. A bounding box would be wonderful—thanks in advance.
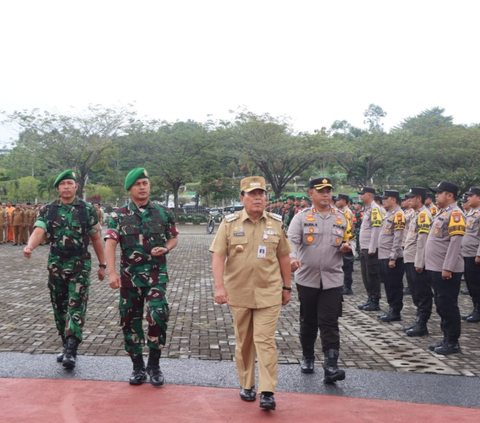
[282,286,292,291]
[99,263,107,269]
[164,246,170,255]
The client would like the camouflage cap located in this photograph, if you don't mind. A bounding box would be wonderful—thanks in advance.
[54,169,77,187]
[240,176,266,193]
[125,168,149,190]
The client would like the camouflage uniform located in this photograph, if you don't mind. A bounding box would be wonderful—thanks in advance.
[34,198,99,341]
[105,201,178,356]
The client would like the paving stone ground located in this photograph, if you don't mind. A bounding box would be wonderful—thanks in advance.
[1,224,479,376]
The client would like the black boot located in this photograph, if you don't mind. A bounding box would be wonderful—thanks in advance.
[146,349,164,387]
[358,297,372,310]
[301,356,315,374]
[406,320,429,337]
[129,354,147,385]
[466,304,480,323]
[402,316,419,332]
[62,336,80,369]
[378,309,401,322]
[363,298,380,312]
[343,286,354,295]
[428,334,447,351]
[56,335,66,363]
[323,349,345,384]
[434,340,462,355]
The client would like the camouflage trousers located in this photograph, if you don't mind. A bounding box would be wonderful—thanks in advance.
[119,285,169,356]
[48,259,91,342]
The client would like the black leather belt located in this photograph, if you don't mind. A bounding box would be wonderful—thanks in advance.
[50,246,88,258]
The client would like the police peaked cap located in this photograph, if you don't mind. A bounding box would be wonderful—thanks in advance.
[430,181,458,196]
[54,169,77,187]
[310,177,333,190]
[125,168,150,190]
[466,187,480,196]
[461,195,469,203]
[380,190,400,200]
[405,187,427,198]
[358,187,376,195]
[337,193,350,202]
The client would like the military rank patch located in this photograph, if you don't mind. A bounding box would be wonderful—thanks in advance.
[448,211,466,236]
[269,213,283,222]
[225,214,238,222]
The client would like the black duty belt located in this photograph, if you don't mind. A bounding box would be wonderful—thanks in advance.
[50,246,88,258]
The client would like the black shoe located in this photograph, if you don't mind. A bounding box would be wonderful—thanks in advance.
[301,356,315,374]
[460,288,470,295]
[343,287,354,295]
[358,297,372,310]
[146,349,164,387]
[461,312,473,321]
[240,387,256,402]
[402,318,419,332]
[466,311,480,323]
[428,340,444,351]
[129,354,147,385]
[406,321,429,337]
[378,310,402,322]
[56,336,66,363]
[62,336,80,369]
[403,287,411,295]
[259,393,276,411]
[434,342,462,355]
[363,299,381,312]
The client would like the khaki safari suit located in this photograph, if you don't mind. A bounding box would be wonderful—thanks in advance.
[0,207,8,243]
[12,208,26,244]
[210,208,291,393]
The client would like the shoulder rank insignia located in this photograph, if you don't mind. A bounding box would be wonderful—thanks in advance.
[269,212,283,222]
[225,213,238,222]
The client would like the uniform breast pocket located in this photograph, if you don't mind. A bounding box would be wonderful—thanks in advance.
[264,236,280,257]
[230,237,248,255]
[304,226,319,245]
[331,228,343,247]
[432,219,445,235]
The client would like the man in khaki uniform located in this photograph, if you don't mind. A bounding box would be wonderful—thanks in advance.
[289,178,354,383]
[210,176,292,411]
[22,203,35,244]
[11,203,26,245]
[0,204,8,243]
[425,181,465,355]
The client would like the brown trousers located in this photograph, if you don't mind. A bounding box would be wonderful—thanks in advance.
[229,304,281,393]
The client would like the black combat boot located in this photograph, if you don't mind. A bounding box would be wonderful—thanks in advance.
[323,349,345,384]
[358,297,372,310]
[363,298,380,312]
[301,356,315,374]
[129,354,147,385]
[343,285,354,295]
[378,309,401,322]
[56,335,66,363]
[428,334,447,351]
[406,320,429,337]
[402,316,419,332]
[434,340,462,355]
[62,336,80,369]
[146,349,164,387]
[466,303,480,323]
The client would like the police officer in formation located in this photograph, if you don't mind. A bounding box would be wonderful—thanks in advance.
[335,193,355,295]
[377,190,406,322]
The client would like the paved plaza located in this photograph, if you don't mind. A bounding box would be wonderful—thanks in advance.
[1,224,480,377]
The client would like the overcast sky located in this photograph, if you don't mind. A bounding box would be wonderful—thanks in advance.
[1,0,479,146]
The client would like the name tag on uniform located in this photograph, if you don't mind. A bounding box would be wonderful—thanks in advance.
[233,232,245,236]
[258,245,266,259]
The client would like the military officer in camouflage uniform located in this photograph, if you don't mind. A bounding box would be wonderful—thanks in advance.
[425,181,465,355]
[288,178,354,383]
[105,168,178,387]
[377,190,406,322]
[461,187,480,323]
[357,187,383,311]
[24,170,106,368]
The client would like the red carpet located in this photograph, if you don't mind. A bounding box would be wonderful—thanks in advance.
[1,378,479,423]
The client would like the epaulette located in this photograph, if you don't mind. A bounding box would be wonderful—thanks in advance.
[268,212,283,222]
[225,213,238,222]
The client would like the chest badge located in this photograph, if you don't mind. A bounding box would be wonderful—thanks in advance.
[236,245,244,253]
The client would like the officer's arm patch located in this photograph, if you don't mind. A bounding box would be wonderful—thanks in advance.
[342,218,355,242]
[417,212,431,234]
[448,211,466,236]
[393,212,406,231]
[371,209,383,227]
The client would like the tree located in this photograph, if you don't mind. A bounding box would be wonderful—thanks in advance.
[229,110,324,197]
[1,104,136,196]
[9,176,40,200]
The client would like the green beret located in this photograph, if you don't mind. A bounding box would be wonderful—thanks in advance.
[287,195,295,200]
[300,195,310,201]
[54,169,77,187]
[125,168,150,190]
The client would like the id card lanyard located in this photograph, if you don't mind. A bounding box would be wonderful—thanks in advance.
[258,232,268,259]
